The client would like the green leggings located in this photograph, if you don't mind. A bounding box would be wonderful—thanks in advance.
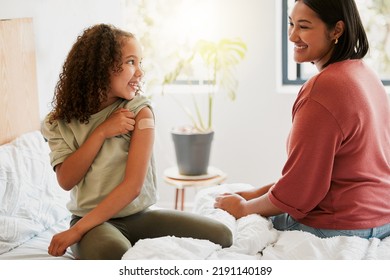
[70,208,232,259]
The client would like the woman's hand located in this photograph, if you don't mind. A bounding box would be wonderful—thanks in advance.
[98,108,135,139]
[48,227,83,257]
[214,183,282,219]
[214,193,248,219]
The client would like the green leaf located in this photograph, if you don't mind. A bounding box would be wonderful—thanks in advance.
[162,37,247,131]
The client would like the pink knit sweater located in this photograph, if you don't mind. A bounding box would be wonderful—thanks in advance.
[269,60,390,229]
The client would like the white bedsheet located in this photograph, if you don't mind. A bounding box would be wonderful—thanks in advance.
[122,183,390,260]
[262,230,390,259]
[0,217,73,260]
[0,131,72,259]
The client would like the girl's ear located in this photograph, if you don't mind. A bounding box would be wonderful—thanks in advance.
[333,20,345,41]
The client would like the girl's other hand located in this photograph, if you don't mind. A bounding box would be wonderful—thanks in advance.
[48,227,82,257]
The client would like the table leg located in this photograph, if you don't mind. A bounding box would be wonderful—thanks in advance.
[181,188,185,211]
[175,188,179,210]
[174,188,185,211]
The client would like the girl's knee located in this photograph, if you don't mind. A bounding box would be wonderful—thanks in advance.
[75,224,131,260]
[77,237,131,260]
[215,223,233,248]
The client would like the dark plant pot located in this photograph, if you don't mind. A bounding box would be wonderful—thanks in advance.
[171,130,214,176]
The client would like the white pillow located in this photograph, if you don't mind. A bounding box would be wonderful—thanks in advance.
[0,131,70,254]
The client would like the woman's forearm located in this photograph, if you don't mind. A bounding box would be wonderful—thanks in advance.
[243,193,283,217]
[237,183,274,200]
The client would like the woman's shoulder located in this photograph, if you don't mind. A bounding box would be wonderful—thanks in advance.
[316,60,364,83]
[302,60,362,97]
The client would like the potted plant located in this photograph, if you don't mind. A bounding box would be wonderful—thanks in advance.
[163,38,247,175]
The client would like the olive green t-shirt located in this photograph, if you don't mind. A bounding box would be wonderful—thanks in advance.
[42,95,157,218]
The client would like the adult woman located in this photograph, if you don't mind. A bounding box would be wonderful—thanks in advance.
[43,24,232,259]
[215,0,390,239]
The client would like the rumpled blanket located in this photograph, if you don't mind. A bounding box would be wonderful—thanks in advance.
[122,183,390,260]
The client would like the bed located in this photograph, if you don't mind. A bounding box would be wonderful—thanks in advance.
[122,183,390,260]
[0,130,74,260]
[1,18,390,262]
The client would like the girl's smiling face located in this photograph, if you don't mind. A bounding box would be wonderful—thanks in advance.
[104,37,143,107]
[288,0,337,71]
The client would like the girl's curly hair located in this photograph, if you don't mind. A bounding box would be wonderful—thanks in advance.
[49,24,135,123]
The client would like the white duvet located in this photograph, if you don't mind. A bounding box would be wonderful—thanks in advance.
[0,131,69,255]
[122,183,390,260]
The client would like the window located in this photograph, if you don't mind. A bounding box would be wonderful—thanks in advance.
[124,0,241,95]
[282,0,390,86]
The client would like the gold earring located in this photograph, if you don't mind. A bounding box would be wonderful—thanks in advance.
[334,38,338,45]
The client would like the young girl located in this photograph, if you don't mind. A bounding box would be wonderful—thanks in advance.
[215,0,390,239]
[42,24,232,259]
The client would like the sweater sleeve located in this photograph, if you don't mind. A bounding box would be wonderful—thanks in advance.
[268,97,344,219]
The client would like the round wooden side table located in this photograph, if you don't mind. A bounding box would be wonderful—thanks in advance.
[163,166,227,211]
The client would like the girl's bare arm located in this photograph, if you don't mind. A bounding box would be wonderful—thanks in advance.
[55,108,135,190]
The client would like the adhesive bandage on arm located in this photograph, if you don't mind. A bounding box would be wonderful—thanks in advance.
[137,118,155,130]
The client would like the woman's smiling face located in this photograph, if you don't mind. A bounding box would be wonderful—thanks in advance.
[288,0,336,71]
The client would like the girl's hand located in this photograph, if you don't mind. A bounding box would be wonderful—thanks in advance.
[214,193,248,219]
[48,227,83,257]
[98,108,135,139]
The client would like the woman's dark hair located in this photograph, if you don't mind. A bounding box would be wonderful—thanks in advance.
[50,24,135,123]
[297,0,369,68]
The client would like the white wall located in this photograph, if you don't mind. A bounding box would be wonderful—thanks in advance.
[0,0,124,117]
[0,0,298,209]
[151,0,297,208]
